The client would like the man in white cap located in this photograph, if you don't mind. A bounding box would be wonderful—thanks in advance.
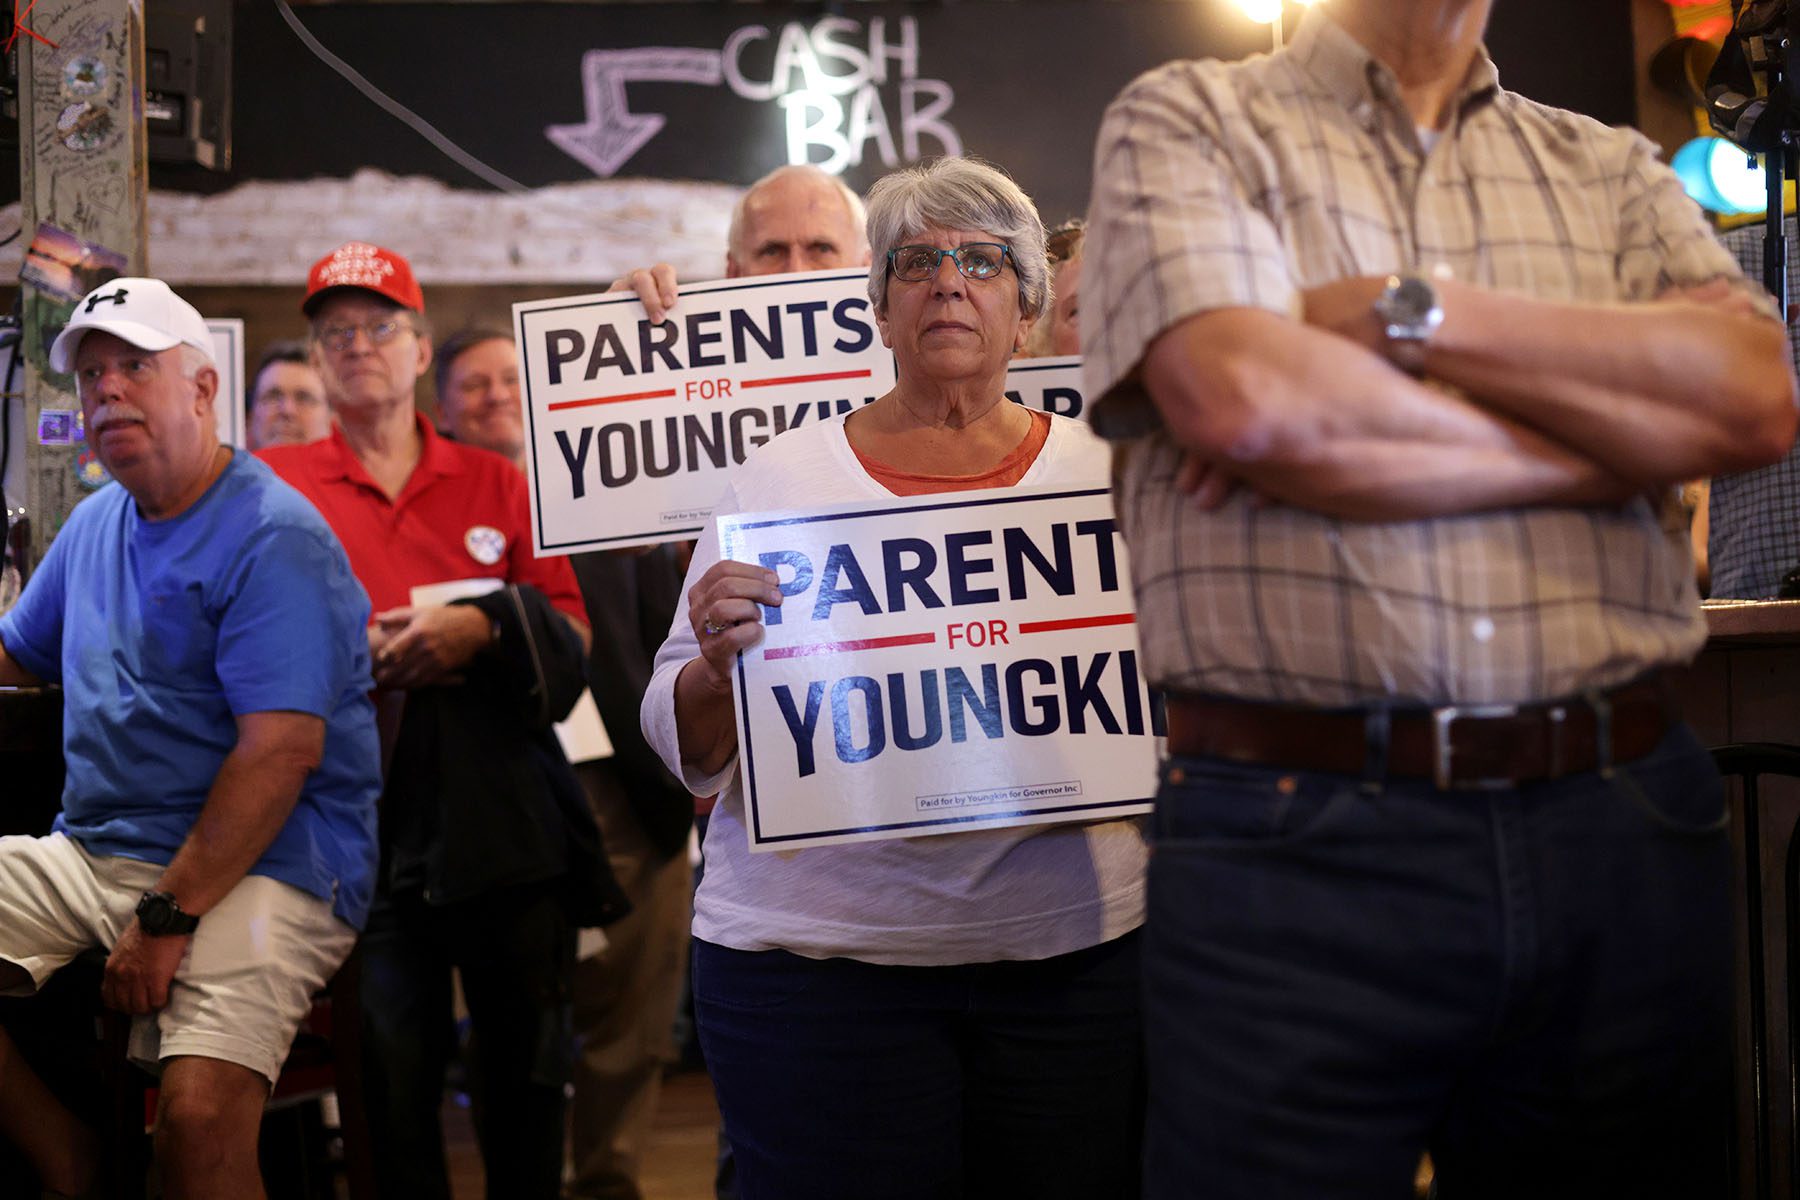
[0,277,381,1198]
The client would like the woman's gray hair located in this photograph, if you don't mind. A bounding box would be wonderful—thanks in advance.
[865,157,1050,321]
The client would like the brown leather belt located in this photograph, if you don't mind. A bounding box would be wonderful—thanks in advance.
[1164,676,1675,790]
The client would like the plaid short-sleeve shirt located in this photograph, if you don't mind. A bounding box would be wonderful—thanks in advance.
[1082,8,1742,707]
[1710,220,1800,599]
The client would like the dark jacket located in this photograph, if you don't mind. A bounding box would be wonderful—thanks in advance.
[379,583,630,927]
[571,546,694,859]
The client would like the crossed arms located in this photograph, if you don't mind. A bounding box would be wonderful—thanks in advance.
[1143,277,1796,522]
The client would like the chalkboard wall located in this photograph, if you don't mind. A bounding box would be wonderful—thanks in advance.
[146,0,1635,224]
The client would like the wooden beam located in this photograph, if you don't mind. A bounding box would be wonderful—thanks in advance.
[16,0,148,569]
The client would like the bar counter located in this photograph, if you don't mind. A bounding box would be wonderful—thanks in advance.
[1686,601,1800,747]
[0,685,62,837]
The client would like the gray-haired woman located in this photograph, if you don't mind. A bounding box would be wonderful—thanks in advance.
[642,157,1146,1199]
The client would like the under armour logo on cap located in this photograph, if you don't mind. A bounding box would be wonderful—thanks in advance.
[47,278,216,376]
[84,287,129,314]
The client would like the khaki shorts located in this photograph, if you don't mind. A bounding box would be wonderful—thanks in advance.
[0,832,356,1085]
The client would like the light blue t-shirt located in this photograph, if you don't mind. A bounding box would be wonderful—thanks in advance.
[0,451,381,928]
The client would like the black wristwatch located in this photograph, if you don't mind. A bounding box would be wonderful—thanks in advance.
[135,890,200,936]
[1372,274,1444,374]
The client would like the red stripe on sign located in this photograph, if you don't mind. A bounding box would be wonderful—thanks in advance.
[547,388,678,411]
[765,632,937,660]
[740,369,874,389]
[1017,613,1138,635]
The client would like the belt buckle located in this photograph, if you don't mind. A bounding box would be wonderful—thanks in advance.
[1431,704,1520,791]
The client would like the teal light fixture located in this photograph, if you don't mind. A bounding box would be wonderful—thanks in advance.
[1672,137,1768,215]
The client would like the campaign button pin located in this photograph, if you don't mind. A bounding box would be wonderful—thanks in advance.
[464,525,506,565]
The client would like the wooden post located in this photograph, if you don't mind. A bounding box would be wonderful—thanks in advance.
[15,0,148,569]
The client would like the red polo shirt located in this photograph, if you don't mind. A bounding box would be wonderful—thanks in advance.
[260,415,584,624]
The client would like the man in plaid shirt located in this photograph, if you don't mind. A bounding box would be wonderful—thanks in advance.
[1713,217,1800,598]
[1083,1,1797,1195]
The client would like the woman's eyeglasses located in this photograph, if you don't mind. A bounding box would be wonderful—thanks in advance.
[887,243,1013,282]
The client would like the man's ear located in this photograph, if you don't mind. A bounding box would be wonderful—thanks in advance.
[415,334,434,379]
[192,365,220,414]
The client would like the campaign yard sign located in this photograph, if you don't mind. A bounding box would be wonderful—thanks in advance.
[1005,355,1086,422]
[516,269,896,553]
[721,485,1161,851]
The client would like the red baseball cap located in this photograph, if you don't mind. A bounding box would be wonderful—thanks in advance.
[302,242,424,316]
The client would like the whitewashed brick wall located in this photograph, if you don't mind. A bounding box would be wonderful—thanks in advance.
[0,169,743,285]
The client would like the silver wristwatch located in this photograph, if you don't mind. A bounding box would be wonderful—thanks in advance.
[1372,274,1443,373]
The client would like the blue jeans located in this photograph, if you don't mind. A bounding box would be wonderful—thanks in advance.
[694,933,1144,1200]
[1143,723,1732,1199]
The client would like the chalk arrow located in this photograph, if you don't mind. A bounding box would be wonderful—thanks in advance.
[546,47,724,178]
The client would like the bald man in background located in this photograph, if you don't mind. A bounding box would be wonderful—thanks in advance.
[589,161,869,1200]
[614,162,871,324]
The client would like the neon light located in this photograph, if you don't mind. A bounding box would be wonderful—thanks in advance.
[1673,137,1767,215]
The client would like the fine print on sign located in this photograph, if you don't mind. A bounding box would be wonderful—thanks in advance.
[516,269,897,554]
[721,486,1161,852]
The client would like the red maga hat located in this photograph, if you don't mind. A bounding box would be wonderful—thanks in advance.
[302,242,424,315]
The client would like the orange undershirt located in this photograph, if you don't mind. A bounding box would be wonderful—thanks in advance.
[850,408,1053,496]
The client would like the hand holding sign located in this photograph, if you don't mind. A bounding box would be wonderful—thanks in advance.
[688,560,784,683]
[608,263,681,325]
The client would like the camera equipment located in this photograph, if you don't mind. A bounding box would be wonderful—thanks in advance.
[1708,0,1799,305]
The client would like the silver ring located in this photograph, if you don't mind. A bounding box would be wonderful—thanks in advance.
[702,616,726,636]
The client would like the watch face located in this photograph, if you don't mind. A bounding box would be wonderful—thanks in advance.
[1391,278,1436,320]
[138,894,173,933]
[136,891,195,935]
[1377,276,1443,338]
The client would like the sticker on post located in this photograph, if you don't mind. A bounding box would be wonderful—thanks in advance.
[36,410,76,446]
[21,224,128,305]
[62,57,108,99]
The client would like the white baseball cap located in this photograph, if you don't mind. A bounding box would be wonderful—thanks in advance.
[49,277,215,375]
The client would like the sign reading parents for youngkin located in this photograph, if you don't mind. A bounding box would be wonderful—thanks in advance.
[516,269,896,553]
[721,485,1161,851]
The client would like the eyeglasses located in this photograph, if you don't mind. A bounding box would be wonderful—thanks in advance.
[887,243,1012,282]
[316,318,414,353]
